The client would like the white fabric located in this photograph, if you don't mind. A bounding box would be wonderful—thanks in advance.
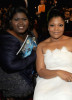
[33,47,72,100]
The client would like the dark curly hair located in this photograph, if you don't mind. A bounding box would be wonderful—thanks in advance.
[4,5,32,31]
[47,7,65,25]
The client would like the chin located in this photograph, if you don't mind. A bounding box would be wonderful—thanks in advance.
[18,31,25,33]
[54,35,63,40]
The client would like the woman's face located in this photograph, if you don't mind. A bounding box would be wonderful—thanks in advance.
[40,0,45,4]
[10,12,29,34]
[48,17,65,40]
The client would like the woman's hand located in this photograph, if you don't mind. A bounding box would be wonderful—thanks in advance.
[57,70,72,82]
[36,12,41,15]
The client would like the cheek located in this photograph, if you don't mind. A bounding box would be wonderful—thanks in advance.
[48,27,54,32]
[24,21,29,27]
[9,21,17,30]
[26,23,29,27]
[11,22,17,28]
[60,27,64,32]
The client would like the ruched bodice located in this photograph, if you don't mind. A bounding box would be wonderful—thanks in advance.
[33,47,72,100]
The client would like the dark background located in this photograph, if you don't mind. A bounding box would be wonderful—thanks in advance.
[0,0,72,8]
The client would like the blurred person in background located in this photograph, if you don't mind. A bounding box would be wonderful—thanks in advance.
[64,10,70,23]
[70,11,72,21]
[35,0,49,42]
[64,10,71,32]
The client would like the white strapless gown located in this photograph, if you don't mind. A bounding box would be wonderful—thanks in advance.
[33,47,72,100]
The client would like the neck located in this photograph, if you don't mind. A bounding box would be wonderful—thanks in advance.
[7,29,27,42]
[50,35,64,42]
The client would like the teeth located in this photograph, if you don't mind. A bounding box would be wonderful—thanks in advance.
[54,32,59,34]
[19,27,23,29]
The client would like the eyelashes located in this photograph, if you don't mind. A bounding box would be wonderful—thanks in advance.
[49,24,64,27]
[50,25,54,27]
[59,24,64,27]
[13,18,28,21]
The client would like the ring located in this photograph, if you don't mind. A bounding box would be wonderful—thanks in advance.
[68,80,71,82]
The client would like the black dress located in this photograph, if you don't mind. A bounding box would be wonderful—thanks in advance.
[0,30,36,97]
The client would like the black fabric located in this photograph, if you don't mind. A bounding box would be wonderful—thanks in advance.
[0,30,36,97]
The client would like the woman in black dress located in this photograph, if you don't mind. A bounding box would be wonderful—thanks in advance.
[0,5,37,100]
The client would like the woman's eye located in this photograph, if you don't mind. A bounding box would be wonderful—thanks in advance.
[50,24,54,27]
[22,18,28,21]
[14,18,19,21]
[59,24,63,27]
[13,18,28,21]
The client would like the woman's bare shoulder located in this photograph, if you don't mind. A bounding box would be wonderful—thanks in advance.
[67,36,72,44]
[63,35,72,45]
[63,35,72,40]
[68,37,72,40]
[37,38,50,48]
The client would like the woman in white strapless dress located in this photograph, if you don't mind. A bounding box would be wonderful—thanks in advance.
[33,7,72,100]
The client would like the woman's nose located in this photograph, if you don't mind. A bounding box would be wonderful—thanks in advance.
[19,19,23,24]
[54,26,59,31]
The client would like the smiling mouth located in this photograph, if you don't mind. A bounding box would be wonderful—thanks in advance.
[19,26,24,29]
[18,26,25,30]
[54,32,60,34]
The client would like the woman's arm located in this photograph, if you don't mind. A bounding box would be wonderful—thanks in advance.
[0,34,36,72]
[36,44,58,79]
